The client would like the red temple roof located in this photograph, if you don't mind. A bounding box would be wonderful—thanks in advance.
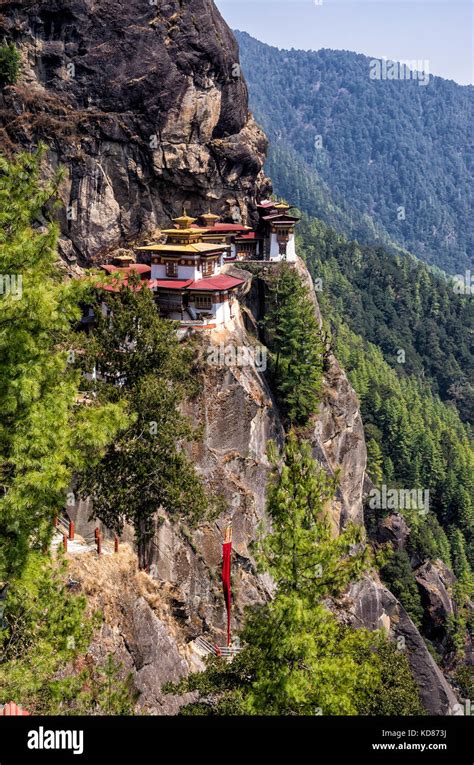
[100,264,151,275]
[98,279,153,293]
[148,275,245,292]
[149,279,193,290]
[235,232,261,240]
[188,275,245,291]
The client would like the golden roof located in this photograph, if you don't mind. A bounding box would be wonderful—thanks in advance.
[200,211,221,224]
[135,243,229,254]
[274,201,290,210]
[113,254,135,263]
[161,227,202,236]
[173,211,197,229]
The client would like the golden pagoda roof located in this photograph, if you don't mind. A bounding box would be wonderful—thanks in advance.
[173,211,197,229]
[161,226,201,235]
[200,211,221,224]
[274,201,291,210]
[135,242,229,254]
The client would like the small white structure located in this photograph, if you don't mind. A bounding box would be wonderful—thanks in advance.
[257,200,299,262]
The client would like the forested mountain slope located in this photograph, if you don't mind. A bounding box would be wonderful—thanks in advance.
[298,215,474,659]
[237,31,473,275]
[298,216,474,423]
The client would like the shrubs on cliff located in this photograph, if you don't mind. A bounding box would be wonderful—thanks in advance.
[166,433,423,715]
[380,550,424,626]
[76,280,208,569]
[0,43,20,87]
[0,552,136,714]
[355,640,425,715]
[264,264,324,426]
[0,553,92,710]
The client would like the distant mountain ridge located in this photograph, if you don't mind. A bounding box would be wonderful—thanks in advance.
[236,31,474,275]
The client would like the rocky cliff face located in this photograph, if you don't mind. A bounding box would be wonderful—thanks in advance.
[0,0,269,264]
[341,575,458,715]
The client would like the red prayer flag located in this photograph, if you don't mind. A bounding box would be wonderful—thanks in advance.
[222,527,232,646]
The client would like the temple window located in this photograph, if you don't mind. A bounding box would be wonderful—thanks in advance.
[166,261,178,277]
[202,260,215,277]
[195,295,212,309]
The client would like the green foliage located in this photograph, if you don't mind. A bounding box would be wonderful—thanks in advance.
[260,432,370,600]
[76,282,209,567]
[454,663,474,699]
[449,529,473,596]
[170,620,424,716]
[380,550,424,626]
[355,639,425,715]
[240,595,381,715]
[404,511,452,570]
[264,264,324,425]
[0,43,20,87]
[237,31,473,274]
[366,437,384,485]
[298,214,474,423]
[0,150,126,580]
[48,654,137,716]
[0,551,136,714]
[0,552,92,711]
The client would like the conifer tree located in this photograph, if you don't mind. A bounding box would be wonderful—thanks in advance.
[366,437,384,485]
[0,149,125,580]
[0,43,20,86]
[76,281,208,568]
[259,432,369,601]
[449,528,473,595]
[265,264,324,425]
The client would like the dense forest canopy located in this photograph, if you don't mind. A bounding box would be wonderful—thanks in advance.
[297,215,474,424]
[237,31,473,275]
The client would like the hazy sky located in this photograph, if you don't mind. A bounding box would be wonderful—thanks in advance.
[215,0,473,85]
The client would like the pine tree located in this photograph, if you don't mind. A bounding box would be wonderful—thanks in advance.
[260,432,369,601]
[265,264,324,425]
[0,149,125,580]
[366,437,384,485]
[76,281,208,568]
[0,552,94,711]
[0,43,20,86]
[449,528,473,594]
